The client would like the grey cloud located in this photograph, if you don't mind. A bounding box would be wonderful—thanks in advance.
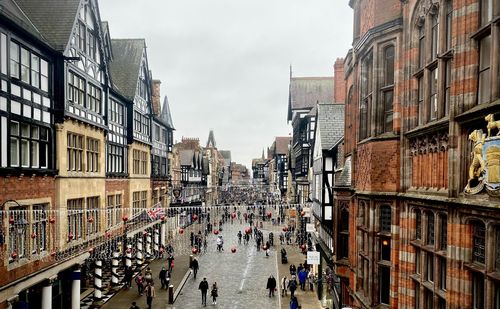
[99,0,352,167]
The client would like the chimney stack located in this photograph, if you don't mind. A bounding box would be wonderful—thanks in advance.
[333,58,346,104]
[152,79,161,116]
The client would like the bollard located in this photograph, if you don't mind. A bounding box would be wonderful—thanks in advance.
[168,284,174,304]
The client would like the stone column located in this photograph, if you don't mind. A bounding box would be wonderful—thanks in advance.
[126,244,132,268]
[146,232,152,259]
[154,228,160,254]
[94,260,103,301]
[160,222,166,247]
[41,280,52,309]
[111,250,120,286]
[71,268,81,309]
[136,237,143,268]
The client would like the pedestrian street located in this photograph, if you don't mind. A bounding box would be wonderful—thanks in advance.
[173,220,281,309]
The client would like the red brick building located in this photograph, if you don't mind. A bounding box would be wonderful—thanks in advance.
[334,0,500,308]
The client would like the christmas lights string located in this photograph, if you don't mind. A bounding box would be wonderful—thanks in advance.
[0,203,311,263]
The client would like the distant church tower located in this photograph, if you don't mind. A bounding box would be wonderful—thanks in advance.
[206,130,216,148]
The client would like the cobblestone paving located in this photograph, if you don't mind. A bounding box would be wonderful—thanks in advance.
[173,220,281,309]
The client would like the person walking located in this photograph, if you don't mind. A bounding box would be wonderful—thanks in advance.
[266,275,277,297]
[191,257,199,279]
[237,231,242,244]
[308,273,315,291]
[145,282,156,309]
[281,276,288,296]
[211,282,218,305]
[289,264,296,276]
[199,278,209,306]
[287,276,298,298]
[144,267,153,284]
[124,266,133,288]
[298,268,308,291]
[167,254,174,272]
[290,295,299,309]
[159,267,167,289]
[135,272,145,295]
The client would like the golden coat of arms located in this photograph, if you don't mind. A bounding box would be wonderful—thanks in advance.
[465,114,500,195]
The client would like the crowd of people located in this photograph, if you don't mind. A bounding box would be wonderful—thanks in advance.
[122,202,317,309]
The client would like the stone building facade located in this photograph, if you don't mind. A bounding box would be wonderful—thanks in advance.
[336,0,500,308]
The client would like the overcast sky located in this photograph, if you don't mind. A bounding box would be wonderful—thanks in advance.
[99,0,353,168]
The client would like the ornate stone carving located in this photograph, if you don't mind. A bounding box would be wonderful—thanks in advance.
[409,130,448,157]
[465,130,486,194]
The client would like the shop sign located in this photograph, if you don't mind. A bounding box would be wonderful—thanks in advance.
[307,251,320,265]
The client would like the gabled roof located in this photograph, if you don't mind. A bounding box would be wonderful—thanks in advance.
[109,39,145,100]
[288,76,334,121]
[160,96,175,129]
[15,0,81,51]
[316,103,344,150]
[275,137,291,155]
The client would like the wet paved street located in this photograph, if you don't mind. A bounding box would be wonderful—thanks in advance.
[173,220,281,309]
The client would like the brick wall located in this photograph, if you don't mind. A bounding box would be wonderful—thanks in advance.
[0,176,56,287]
[355,139,400,192]
[334,58,346,103]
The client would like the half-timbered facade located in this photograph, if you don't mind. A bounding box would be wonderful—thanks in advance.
[0,1,59,307]
[287,75,333,204]
[310,103,344,308]
[109,38,153,217]
[151,94,174,208]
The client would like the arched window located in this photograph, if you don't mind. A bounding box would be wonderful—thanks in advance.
[359,54,372,140]
[338,208,349,259]
[382,46,394,133]
[431,13,439,60]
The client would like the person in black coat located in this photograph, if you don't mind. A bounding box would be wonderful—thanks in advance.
[266,275,277,297]
[124,266,133,288]
[199,278,209,306]
[191,257,199,279]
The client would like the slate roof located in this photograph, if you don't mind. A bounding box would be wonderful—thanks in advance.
[288,77,334,120]
[317,103,344,150]
[109,39,145,100]
[0,0,45,43]
[336,152,351,187]
[160,96,175,129]
[15,0,80,51]
[275,137,291,155]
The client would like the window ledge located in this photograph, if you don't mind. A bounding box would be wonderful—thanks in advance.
[410,239,422,247]
[377,260,392,267]
[422,280,434,291]
[454,97,500,124]
[410,274,421,282]
[357,133,399,145]
[0,168,58,177]
[470,23,491,40]
[464,262,486,274]
[404,118,449,138]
